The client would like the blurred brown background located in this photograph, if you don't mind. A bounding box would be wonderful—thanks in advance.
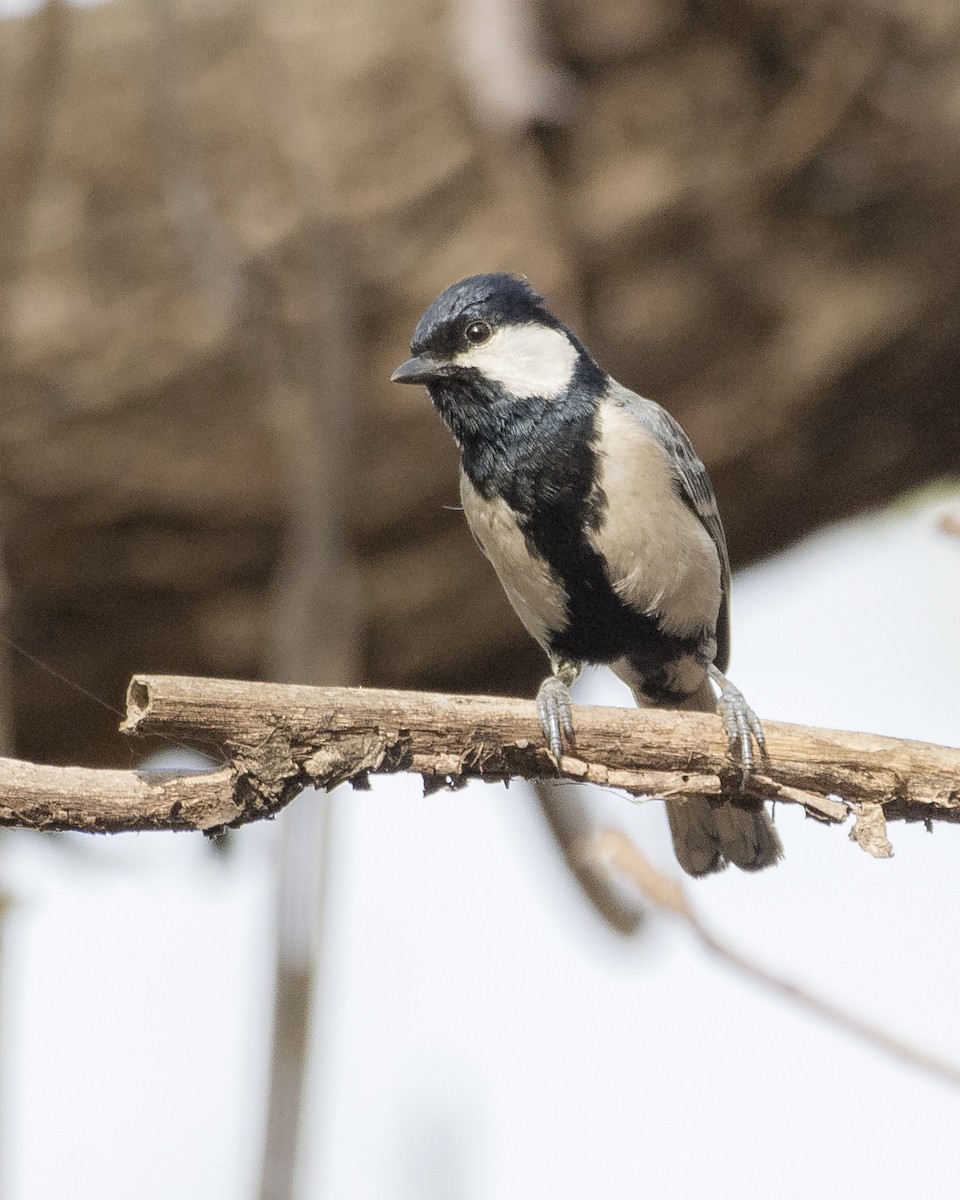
[3,0,960,768]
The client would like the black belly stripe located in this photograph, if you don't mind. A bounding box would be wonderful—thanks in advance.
[545,562,707,676]
[451,373,713,690]
[507,402,707,675]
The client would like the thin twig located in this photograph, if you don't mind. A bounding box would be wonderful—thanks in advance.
[531,780,645,936]
[594,828,960,1092]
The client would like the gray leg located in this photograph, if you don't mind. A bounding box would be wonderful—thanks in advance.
[536,659,582,761]
[708,663,767,785]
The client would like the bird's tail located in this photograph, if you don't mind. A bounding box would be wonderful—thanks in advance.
[645,679,782,877]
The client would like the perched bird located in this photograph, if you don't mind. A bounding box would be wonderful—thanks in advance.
[391,273,781,876]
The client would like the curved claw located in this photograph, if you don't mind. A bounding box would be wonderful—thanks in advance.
[536,674,576,763]
[709,665,766,787]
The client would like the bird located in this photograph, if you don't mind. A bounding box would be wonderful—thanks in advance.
[391,273,781,876]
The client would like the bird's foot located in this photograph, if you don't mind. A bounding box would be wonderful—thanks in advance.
[708,664,767,787]
[536,661,581,762]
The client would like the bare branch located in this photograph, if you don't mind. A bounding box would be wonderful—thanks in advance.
[253,167,359,1200]
[0,758,237,833]
[594,828,960,1092]
[0,676,957,836]
[121,674,960,828]
[0,0,65,350]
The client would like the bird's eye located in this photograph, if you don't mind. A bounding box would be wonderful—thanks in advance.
[464,320,491,346]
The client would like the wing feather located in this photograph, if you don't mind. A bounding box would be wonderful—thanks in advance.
[605,382,731,671]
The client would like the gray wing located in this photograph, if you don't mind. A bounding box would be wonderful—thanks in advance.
[605,382,731,671]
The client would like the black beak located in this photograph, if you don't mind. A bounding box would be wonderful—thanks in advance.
[390,354,447,385]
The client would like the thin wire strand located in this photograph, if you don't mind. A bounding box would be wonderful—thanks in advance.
[0,632,228,765]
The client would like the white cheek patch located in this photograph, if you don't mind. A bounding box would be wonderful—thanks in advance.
[454,323,578,399]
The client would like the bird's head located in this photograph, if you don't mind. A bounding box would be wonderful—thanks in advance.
[391,274,605,446]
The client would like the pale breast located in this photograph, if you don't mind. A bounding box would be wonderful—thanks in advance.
[459,472,568,652]
[588,402,722,639]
